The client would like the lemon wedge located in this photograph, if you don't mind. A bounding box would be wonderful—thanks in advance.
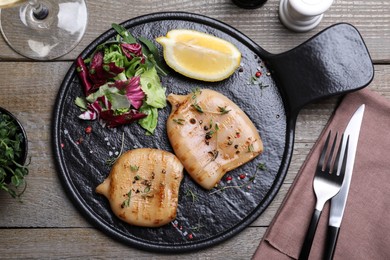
[156,29,241,82]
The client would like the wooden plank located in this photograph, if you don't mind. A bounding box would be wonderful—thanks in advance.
[0,0,389,61]
[0,226,265,259]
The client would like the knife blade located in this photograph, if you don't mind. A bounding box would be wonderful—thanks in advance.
[324,104,365,260]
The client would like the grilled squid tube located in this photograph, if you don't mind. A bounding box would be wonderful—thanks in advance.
[96,148,184,227]
[167,89,263,190]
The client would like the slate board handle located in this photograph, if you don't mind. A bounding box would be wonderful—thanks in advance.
[265,23,374,119]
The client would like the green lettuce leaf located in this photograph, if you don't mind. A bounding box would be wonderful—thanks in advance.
[140,67,167,109]
[138,103,158,135]
[86,84,130,110]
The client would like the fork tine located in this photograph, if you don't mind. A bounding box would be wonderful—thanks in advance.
[325,132,338,173]
[332,134,345,174]
[318,131,332,172]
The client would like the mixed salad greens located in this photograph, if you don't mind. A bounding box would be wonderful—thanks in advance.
[0,110,28,199]
[75,23,169,134]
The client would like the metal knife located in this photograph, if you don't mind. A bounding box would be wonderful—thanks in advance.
[324,104,365,260]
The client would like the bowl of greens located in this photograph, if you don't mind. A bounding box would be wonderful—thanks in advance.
[0,107,29,199]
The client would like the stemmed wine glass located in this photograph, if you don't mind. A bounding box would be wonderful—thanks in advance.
[0,0,87,60]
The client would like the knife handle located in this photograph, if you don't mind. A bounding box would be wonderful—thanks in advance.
[323,225,340,260]
[299,209,322,260]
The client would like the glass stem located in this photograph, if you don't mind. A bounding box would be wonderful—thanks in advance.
[29,0,49,20]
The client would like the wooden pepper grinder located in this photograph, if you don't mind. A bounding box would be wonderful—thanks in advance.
[279,0,334,32]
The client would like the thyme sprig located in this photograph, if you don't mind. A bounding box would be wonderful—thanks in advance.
[173,118,185,125]
[121,189,132,208]
[218,106,231,115]
[209,162,267,195]
[190,219,205,232]
[190,88,231,115]
[191,103,204,113]
[185,188,198,203]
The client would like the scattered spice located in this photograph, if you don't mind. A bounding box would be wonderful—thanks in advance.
[76,137,83,145]
[105,132,125,166]
[85,125,92,134]
[208,150,219,161]
[205,122,219,140]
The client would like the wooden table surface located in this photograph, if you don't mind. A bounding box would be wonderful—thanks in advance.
[0,0,389,259]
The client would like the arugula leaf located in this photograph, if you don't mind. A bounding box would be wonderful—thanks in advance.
[138,36,169,76]
[112,23,137,44]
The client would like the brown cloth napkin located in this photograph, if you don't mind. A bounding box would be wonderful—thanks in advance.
[253,88,390,260]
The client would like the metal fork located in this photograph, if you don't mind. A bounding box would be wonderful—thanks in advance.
[299,131,349,260]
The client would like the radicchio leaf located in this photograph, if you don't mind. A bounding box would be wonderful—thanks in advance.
[89,51,125,91]
[121,43,144,62]
[78,96,111,121]
[100,109,147,128]
[111,76,145,109]
[76,57,93,96]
